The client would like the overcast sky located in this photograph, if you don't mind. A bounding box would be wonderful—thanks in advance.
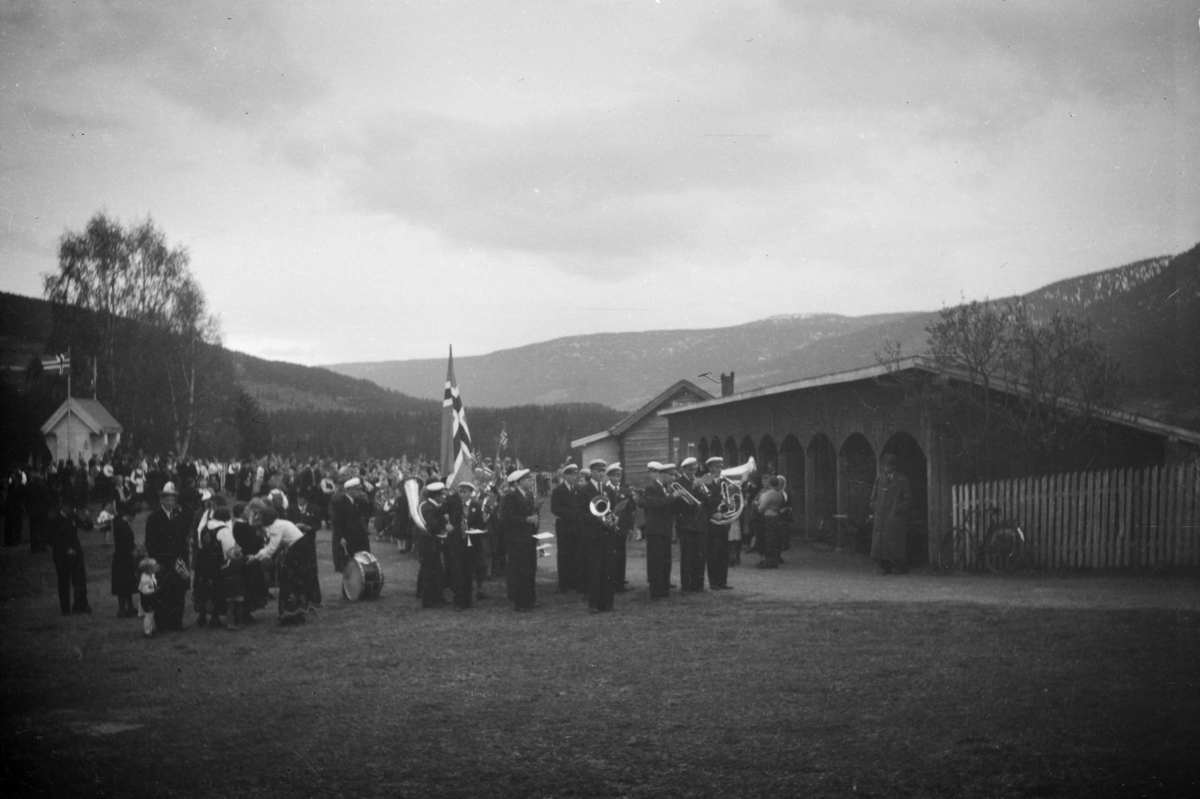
[1,1,1197,366]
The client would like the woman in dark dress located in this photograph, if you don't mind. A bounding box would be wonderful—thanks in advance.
[110,502,139,617]
[232,501,270,617]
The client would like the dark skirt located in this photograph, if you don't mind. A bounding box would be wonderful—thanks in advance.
[278,534,321,622]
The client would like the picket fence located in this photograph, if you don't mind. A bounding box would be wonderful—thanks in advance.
[951,463,1200,569]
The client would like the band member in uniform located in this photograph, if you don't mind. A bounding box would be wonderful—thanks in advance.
[416,482,450,608]
[550,464,582,593]
[577,459,615,613]
[639,462,676,600]
[457,481,489,600]
[699,457,734,590]
[330,476,371,573]
[603,463,635,592]
[499,469,540,611]
[674,457,707,593]
[445,482,483,611]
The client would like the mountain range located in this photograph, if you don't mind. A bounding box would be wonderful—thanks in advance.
[329,245,1200,427]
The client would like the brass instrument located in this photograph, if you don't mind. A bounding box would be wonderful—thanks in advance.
[670,482,702,506]
[589,494,618,529]
[711,456,756,526]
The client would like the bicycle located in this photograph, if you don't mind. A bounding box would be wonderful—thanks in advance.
[937,504,1025,574]
[818,514,872,554]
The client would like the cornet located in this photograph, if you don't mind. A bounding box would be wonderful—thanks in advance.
[670,482,701,506]
[589,495,618,529]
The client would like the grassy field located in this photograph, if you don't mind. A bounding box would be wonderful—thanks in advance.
[2,517,1199,799]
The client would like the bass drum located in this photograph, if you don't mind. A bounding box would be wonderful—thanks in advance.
[342,551,384,601]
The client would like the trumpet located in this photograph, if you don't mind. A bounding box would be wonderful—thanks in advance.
[670,482,701,506]
[589,495,618,529]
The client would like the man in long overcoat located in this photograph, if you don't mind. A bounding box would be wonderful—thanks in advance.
[869,453,911,574]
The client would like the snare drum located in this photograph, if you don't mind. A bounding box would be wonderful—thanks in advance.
[341,551,384,601]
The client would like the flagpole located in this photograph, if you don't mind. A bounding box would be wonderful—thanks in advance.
[66,348,72,464]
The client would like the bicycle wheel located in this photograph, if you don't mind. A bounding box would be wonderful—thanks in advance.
[983,524,1023,574]
[937,527,966,573]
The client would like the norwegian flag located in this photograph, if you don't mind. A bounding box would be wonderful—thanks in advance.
[40,351,71,375]
[440,346,476,489]
[499,424,508,451]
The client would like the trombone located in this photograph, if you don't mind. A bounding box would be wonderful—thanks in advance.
[670,482,702,506]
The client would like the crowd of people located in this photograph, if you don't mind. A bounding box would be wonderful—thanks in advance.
[1,446,912,629]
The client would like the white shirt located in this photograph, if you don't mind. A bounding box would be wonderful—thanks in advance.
[253,519,305,561]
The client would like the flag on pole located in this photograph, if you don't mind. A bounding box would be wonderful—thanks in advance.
[440,346,476,489]
[40,351,71,375]
[499,424,508,451]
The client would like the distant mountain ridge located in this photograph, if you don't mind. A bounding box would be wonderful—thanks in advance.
[329,246,1200,427]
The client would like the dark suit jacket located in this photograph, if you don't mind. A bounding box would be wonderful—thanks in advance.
[575,478,609,540]
[639,481,676,538]
[499,488,537,541]
[144,505,186,560]
[550,482,578,537]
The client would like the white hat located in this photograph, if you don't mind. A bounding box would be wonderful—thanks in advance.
[605,462,622,474]
[646,461,664,472]
[160,482,179,496]
[561,463,579,474]
[680,457,697,468]
[705,456,724,466]
[660,463,677,471]
[426,481,446,492]
[343,477,362,489]
[96,510,114,525]
[507,469,531,483]
[456,482,477,493]
[587,459,607,470]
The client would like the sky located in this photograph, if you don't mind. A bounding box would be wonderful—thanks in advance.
[1,0,1198,366]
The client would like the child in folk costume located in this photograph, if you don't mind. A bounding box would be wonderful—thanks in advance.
[138,557,160,638]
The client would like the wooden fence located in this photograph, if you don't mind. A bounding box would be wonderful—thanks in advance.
[951,463,1200,569]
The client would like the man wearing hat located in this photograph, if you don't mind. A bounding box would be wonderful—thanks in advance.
[416,483,450,608]
[144,482,190,630]
[499,469,540,611]
[639,462,676,600]
[550,464,582,593]
[330,476,371,573]
[603,463,635,593]
[700,457,734,590]
[675,457,708,593]
[446,482,486,610]
[576,459,613,611]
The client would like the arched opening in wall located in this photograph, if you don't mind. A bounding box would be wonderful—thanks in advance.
[710,437,723,467]
[739,435,756,466]
[724,437,738,466]
[697,438,709,464]
[839,433,876,554]
[758,436,778,475]
[779,435,805,534]
[881,431,930,565]
[808,433,837,545]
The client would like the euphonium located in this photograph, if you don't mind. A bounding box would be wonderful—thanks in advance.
[589,494,618,528]
[711,456,755,526]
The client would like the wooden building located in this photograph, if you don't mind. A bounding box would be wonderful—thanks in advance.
[571,380,714,488]
[41,398,123,464]
[660,358,1200,563]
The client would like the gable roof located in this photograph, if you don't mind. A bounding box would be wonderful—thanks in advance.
[659,357,1200,447]
[41,397,123,436]
[571,379,714,449]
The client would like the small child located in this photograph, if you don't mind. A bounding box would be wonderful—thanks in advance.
[138,557,160,638]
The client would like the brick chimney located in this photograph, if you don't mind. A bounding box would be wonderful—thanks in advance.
[720,371,735,397]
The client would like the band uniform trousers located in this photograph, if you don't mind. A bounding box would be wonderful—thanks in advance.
[556,530,581,592]
[645,535,672,598]
[447,535,474,609]
[505,530,537,610]
[612,533,627,589]
[678,528,706,591]
[417,538,446,607]
[585,534,615,611]
[705,524,730,589]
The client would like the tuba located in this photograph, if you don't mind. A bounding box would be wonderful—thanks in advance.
[711,457,756,526]
[404,478,427,533]
[589,495,618,529]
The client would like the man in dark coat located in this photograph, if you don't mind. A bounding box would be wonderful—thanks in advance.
[870,453,911,574]
[639,462,677,600]
[4,467,25,547]
[673,458,707,592]
[24,472,51,553]
[48,495,92,615]
[288,492,323,534]
[144,482,189,630]
[603,463,636,592]
[417,483,449,608]
[699,457,734,590]
[330,477,371,573]
[445,483,485,610]
[576,460,615,612]
[550,464,581,592]
[499,469,540,611]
